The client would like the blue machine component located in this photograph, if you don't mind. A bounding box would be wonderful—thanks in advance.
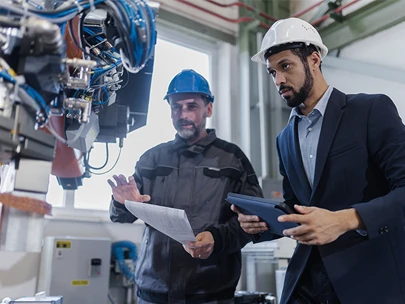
[111,240,138,283]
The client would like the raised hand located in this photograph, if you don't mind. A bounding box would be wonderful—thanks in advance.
[107,174,151,204]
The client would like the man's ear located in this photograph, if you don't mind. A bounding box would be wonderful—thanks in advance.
[206,102,213,118]
[310,51,322,69]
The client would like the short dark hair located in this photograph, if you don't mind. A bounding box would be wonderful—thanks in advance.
[201,95,211,106]
[291,44,322,72]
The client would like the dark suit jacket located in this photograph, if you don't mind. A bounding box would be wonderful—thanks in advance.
[268,88,405,304]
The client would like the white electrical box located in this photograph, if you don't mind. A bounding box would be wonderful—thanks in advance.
[37,236,111,304]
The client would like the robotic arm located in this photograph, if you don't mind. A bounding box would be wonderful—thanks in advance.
[0,0,158,190]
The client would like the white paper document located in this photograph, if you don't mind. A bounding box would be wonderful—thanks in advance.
[124,200,196,244]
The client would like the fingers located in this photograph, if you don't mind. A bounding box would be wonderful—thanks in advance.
[139,194,151,202]
[118,174,128,184]
[183,232,214,259]
[182,244,213,259]
[231,205,268,234]
[278,213,304,223]
[245,227,269,234]
[111,175,139,189]
[107,179,116,189]
[240,220,268,234]
[239,213,261,223]
[294,205,316,214]
[128,176,137,185]
[185,241,198,248]
[112,175,126,186]
[196,234,204,242]
[237,213,268,234]
[230,204,240,214]
[283,225,307,237]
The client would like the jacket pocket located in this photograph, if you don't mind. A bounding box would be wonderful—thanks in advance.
[329,142,359,159]
[203,167,241,179]
[141,166,174,179]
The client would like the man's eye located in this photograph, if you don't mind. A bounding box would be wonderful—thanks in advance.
[269,70,276,77]
[282,64,290,70]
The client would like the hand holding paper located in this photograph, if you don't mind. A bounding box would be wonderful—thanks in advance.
[183,231,214,259]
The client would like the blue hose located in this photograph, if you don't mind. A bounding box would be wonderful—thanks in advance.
[111,241,138,282]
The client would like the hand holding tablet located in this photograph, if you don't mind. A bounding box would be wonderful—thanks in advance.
[226,193,299,236]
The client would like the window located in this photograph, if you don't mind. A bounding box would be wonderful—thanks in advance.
[46,176,64,207]
[47,37,213,212]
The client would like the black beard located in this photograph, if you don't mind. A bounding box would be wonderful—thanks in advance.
[281,61,314,108]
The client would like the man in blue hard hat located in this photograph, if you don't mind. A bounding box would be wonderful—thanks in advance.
[108,69,263,304]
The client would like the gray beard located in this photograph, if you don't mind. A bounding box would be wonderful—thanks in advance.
[177,118,206,141]
[178,128,197,139]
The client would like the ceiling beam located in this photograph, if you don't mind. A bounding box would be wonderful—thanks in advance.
[319,0,405,51]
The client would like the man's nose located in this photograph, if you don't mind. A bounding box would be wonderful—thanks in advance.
[275,73,286,87]
[179,106,190,118]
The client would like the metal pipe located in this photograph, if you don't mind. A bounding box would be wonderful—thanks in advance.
[256,31,269,179]
[311,0,360,26]
[292,0,325,18]
[178,0,361,32]
[335,0,361,13]
[177,0,270,29]
[205,0,278,22]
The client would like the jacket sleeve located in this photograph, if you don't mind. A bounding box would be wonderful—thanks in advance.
[253,137,300,243]
[352,95,405,239]
[206,149,264,254]
[109,160,144,223]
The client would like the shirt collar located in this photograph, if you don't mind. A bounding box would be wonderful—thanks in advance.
[289,86,334,121]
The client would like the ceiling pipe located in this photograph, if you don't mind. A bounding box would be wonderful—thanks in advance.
[176,0,270,29]
[176,0,362,32]
[205,0,278,22]
[292,0,326,18]
[311,0,360,26]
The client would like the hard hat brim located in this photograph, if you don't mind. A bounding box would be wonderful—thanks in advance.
[164,91,214,103]
[251,43,328,65]
[251,49,266,64]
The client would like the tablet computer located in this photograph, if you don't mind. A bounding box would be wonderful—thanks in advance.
[226,193,299,236]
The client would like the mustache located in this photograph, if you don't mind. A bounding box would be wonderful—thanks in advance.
[279,85,293,94]
[177,119,195,127]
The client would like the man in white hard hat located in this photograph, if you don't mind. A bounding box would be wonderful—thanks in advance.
[232,17,405,304]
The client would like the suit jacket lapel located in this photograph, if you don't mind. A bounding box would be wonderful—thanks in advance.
[311,89,346,198]
[287,115,312,204]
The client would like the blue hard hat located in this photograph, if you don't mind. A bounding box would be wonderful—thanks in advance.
[164,69,214,103]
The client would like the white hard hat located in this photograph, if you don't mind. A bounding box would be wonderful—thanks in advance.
[251,17,328,65]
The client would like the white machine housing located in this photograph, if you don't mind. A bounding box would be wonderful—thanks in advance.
[37,236,111,304]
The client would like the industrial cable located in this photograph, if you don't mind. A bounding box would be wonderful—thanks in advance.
[0,0,156,72]
[88,146,121,175]
[85,143,109,170]
[0,70,50,126]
